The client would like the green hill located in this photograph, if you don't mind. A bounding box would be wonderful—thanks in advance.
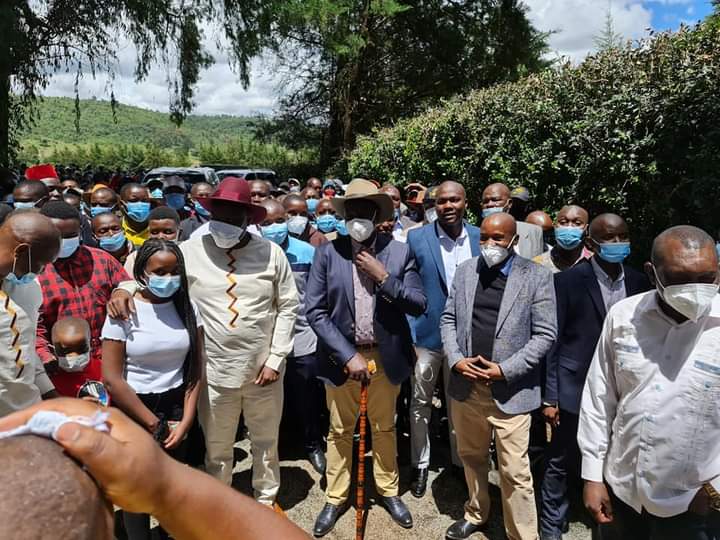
[20,96,258,152]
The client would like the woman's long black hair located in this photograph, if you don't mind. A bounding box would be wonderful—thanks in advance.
[133,238,201,389]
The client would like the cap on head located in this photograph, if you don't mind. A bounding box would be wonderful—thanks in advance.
[510,186,530,202]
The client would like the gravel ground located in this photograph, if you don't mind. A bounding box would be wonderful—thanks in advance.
[230,429,593,540]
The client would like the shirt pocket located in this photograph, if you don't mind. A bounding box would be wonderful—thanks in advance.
[612,338,647,390]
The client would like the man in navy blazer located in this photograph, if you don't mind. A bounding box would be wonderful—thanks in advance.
[539,213,651,540]
[305,179,426,536]
[406,181,480,497]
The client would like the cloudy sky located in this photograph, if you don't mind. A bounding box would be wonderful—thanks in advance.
[42,0,714,117]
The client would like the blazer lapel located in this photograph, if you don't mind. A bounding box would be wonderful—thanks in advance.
[467,224,481,257]
[583,264,606,319]
[375,234,392,273]
[425,224,447,289]
[495,257,528,335]
[336,237,356,318]
[463,262,480,350]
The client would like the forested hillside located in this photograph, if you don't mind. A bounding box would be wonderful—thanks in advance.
[19,97,257,152]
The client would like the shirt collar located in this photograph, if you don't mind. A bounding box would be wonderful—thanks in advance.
[53,245,90,267]
[436,222,468,243]
[591,255,625,284]
[477,253,515,276]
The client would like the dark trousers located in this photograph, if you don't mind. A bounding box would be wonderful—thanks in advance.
[283,353,326,452]
[610,488,720,540]
[540,410,580,537]
[124,385,187,540]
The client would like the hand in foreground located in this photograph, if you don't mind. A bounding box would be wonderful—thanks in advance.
[475,356,504,383]
[543,406,560,428]
[345,353,371,383]
[107,289,136,320]
[355,250,389,283]
[454,356,485,381]
[584,481,614,524]
[254,366,280,387]
[0,398,168,516]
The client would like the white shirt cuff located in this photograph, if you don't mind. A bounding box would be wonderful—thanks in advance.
[581,456,605,483]
[265,354,285,372]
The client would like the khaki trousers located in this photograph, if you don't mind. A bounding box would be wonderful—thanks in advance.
[325,349,400,505]
[451,382,538,540]
[198,378,283,505]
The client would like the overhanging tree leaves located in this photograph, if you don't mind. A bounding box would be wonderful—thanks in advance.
[272,0,550,168]
[1,0,281,166]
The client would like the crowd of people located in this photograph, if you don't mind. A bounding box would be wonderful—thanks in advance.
[0,162,718,540]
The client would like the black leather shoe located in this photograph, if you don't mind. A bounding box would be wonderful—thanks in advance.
[445,518,482,540]
[380,496,413,528]
[308,448,327,475]
[410,467,428,498]
[313,503,344,537]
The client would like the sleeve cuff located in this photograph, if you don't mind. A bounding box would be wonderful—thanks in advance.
[447,353,464,370]
[117,280,138,294]
[265,354,285,372]
[581,457,605,483]
[35,372,55,395]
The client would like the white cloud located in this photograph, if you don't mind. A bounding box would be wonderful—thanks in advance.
[43,1,663,114]
[524,0,653,61]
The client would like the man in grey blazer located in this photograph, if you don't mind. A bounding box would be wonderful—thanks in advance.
[440,212,557,540]
[481,183,544,259]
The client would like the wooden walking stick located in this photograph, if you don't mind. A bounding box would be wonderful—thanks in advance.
[356,359,377,540]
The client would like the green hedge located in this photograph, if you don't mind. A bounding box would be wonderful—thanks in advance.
[348,23,720,254]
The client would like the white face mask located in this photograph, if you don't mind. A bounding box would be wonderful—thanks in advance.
[58,352,90,372]
[480,236,516,268]
[347,218,375,243]
[209,220,246,249]
[424,207,438,223]
[287,215,309,236]
[655,268,718,322]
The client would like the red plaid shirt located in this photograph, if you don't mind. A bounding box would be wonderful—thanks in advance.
[36,245,130,397]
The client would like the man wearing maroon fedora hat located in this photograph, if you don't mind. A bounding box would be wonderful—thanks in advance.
[305,178,427,535]
[109,177,299,509]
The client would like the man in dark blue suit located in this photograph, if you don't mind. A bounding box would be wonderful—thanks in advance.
[406,181,480,497]
[305,179,427,537]
[539,213,651,540]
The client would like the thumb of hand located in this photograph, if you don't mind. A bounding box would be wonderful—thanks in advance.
[56,422,117,475]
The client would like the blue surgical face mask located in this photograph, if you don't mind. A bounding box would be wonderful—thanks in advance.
[13,201,37,210]
[306,198,318,214]
[554,226,584,250]
[125,201,151,222]
[193,201,210,217]
[336,219,348,236]
[99,231,126,252]
[150,188,164,199]
[59,236,80,259]
[594,240,631,264]
[165,193,186,211]
[6,247,36,286]
[91,205,114,217]
[316,214,338,233]
[481,206,505,219]
[261,222,289,245]
[146,274,182,298]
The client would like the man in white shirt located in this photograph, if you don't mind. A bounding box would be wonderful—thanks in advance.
[0,212,60,415]
[579,225,720,539]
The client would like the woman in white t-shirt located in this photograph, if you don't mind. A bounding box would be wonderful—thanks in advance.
[101,238,205,540]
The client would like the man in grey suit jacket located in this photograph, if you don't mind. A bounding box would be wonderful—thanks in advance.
[481,182,544,259]
[440,213,557,540]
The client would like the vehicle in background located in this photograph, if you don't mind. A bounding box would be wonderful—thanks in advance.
[216,169,278,185]
[142,167,219,191]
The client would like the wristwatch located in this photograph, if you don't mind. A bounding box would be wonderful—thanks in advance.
[703,483,720,511]
[542,401,558,408]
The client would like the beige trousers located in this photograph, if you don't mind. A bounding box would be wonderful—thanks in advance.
[325,349,400,505]
[451,382,538,540]
[198,378,283,505]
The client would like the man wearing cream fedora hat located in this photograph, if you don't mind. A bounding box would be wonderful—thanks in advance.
[305,178,427,536]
